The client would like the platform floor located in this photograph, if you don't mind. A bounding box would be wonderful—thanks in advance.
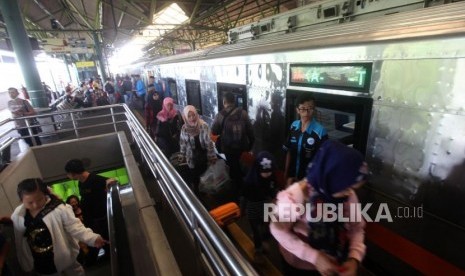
[0,107,376,275]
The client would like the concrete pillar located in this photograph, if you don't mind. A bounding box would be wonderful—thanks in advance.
[0,0,49,107]
[93,32,107,81]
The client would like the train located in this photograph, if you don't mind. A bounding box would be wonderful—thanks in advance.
[119,0,465,274]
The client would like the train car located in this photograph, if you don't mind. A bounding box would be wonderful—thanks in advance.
[128,1,465,274]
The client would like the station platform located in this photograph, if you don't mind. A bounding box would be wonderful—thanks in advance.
[0,105,380,276]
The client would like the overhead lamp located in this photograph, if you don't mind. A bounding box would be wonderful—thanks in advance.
[50,19,59,30]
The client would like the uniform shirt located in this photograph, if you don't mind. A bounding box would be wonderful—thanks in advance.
[283,119,327,179]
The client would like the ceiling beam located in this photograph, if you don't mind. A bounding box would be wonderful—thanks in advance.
[108,0,119,42]
[80,0,88,19]
[95,0,103,29]
[191,0,238,24]
[34,8,65,23]
[117,10,125,27]
[102,1,152,25]
[150,0,157,23]
[32,0,65,29]
[23,17,50,39]
[189,0,202,23]
[114,0,149,22]
[254,0,267,18]
[61,0,95,29]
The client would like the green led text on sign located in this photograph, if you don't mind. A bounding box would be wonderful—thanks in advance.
[290,64,371,92]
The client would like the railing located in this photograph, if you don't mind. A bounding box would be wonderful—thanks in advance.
[0,104,258,275]
[107,183,135,276]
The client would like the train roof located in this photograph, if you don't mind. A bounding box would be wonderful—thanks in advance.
[147,1,465,66]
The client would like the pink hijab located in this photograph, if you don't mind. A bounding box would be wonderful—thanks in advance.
[157,97,177,122]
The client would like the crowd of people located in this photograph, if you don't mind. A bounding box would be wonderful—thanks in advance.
[2,75,369,275]
[37,74,150,112]
[6,74,150,149]
[141,84,368,275]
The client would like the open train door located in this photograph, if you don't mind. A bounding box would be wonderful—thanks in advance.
[217,83,247,111]
[285,90,372,155]
[286,62,373,154]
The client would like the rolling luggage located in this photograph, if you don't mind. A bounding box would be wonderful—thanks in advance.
[209,202,241,227]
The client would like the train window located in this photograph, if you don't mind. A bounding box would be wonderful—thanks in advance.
[186,79,203,115]
[217,83,247,111]
[323,6,338,18]
[286,90,372,155]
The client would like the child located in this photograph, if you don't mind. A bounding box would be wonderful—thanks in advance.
[11,178,106,275]
[66,195,84,222]
[66,195,89,265]
[243,151,277,255]
[270,140,368,276]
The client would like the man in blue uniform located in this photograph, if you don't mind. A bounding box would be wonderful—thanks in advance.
[283,94,327,186]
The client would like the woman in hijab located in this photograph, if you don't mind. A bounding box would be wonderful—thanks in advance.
[270,140,368,276]
[145,85,163,138]
[179,105,217,194]
[154,97,183,157]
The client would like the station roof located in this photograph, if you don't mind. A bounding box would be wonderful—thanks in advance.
[0,0,323,60]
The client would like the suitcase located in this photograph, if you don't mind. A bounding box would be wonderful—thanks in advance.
[209,202,241,227]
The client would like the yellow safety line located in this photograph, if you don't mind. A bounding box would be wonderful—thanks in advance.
[226,223,282,276]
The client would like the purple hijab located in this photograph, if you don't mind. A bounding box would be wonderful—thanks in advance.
[306,140,368,202]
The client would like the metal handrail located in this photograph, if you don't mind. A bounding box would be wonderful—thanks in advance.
[122,105,257,275]
[0,104,127,144]
[107,183,119,276]
[0,104,258,275]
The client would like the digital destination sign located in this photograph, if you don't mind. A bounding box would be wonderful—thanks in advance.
[289,63,372,92]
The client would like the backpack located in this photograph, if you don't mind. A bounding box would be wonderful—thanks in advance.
[221,108,247,151]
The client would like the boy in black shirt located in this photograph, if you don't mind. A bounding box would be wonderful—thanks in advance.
[64,159,115,265]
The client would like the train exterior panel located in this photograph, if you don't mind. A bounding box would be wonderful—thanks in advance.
[228,0,425,43]
[134,2,465,273]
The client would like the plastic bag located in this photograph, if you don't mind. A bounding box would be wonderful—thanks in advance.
[199,159,230,194]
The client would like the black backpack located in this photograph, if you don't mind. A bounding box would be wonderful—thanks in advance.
[221,108,247,151]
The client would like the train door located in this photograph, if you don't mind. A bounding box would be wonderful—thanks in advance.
[286,90,372,155]
[216,83,247,111]
[164,78,178,104]
[185,79,202,114]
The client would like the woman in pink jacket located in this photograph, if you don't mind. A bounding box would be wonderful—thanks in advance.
[270,140,368,276]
